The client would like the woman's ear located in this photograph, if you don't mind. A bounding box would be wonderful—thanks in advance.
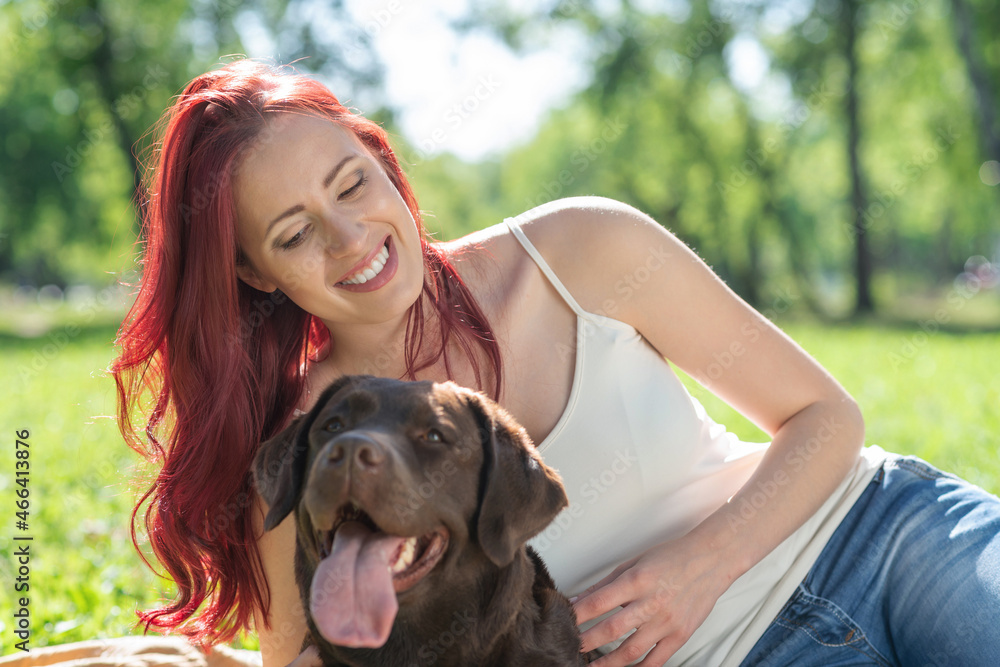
[236,261,278,293]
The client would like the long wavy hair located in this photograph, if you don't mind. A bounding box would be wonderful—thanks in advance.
[112,59,501,646]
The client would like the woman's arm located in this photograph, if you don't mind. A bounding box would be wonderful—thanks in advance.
[252,500,316,667]
[516,197,865,666]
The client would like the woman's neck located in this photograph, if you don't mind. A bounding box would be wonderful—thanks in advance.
[316,292,443,379]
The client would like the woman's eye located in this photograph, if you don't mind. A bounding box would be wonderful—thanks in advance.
[280,226,309,250]
[338,173,368,200]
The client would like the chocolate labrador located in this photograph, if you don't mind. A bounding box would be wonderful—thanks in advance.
[254,375,596,667]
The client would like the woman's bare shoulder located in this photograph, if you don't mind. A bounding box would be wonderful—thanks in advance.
[453,197,667,312]
[440,196,649,263]
[434,216,535,316]
[436,197,662,314]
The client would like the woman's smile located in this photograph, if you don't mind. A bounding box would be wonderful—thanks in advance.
[335,236,398,292]
[232,114,425,329]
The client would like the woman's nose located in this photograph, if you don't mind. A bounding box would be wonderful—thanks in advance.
[318,211,367,258]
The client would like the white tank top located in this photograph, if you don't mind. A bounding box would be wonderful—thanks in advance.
[507,218,886,666]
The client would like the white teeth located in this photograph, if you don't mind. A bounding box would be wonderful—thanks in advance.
[341,244,389,286]
[390,536,418,574]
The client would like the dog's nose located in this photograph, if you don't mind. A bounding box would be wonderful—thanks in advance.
[326,433,385,472]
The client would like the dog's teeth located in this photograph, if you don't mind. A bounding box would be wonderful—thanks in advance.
[390,537,418,574]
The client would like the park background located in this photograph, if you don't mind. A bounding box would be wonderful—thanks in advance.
[1,0,999,653]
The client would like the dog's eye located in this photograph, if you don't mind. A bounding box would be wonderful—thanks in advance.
[424,428,445,443]
[324,417,345,433]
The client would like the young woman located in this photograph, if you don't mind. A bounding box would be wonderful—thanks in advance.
[110,59,1000,667]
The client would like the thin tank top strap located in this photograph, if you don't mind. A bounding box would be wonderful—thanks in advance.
[504,217,589,319]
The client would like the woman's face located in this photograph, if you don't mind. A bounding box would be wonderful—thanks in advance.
[233,114,424,331]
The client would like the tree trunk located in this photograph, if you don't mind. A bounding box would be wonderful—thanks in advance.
[748,114,830,317]
[86,0,145,219]
[844,0,875,314]
[950,0,1000,163]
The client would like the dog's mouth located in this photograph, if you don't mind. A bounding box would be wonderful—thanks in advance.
[308,501,451,647]
[316,502,450,594]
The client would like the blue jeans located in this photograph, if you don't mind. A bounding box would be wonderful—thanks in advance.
[740,455,1000,666]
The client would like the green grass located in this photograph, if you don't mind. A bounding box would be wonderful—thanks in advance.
[1,305,998,654]
[1,315,167,650]
[676,320,1000,495]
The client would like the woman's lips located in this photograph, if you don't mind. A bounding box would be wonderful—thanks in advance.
[335,236,398,293]
[339,242,390,286]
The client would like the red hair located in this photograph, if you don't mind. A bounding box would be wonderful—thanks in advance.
[112,60,501,646]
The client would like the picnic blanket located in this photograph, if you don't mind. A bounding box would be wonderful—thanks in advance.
[0,638,261,667]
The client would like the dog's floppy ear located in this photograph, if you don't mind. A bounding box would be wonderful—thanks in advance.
[467,390,569,567]
[254,416,308,532]
[253,374,369,531]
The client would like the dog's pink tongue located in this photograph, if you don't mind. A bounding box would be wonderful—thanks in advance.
[310,520,405,648]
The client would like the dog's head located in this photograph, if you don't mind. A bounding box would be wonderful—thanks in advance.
[253,375,568,650]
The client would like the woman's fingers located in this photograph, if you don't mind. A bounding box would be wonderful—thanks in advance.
[576,581,666,654]
[578,606,638,655]
[571,557,640,625]
[581,602,691,667]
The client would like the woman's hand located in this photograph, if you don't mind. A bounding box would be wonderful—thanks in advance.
[571,534,735,667]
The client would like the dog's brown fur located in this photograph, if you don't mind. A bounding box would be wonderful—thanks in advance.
[254,375,596,666]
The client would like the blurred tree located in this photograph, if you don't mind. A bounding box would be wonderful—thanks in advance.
[843,0,875,314]
[0,0,383,285]
[447,0,1000,317]
[5,0,998,316]
[447,0,810,307]
[765,0,999,315]
[950,0,999,171]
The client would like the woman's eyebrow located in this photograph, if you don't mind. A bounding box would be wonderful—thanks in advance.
[323,154,359,188]
[265,154,360,234]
